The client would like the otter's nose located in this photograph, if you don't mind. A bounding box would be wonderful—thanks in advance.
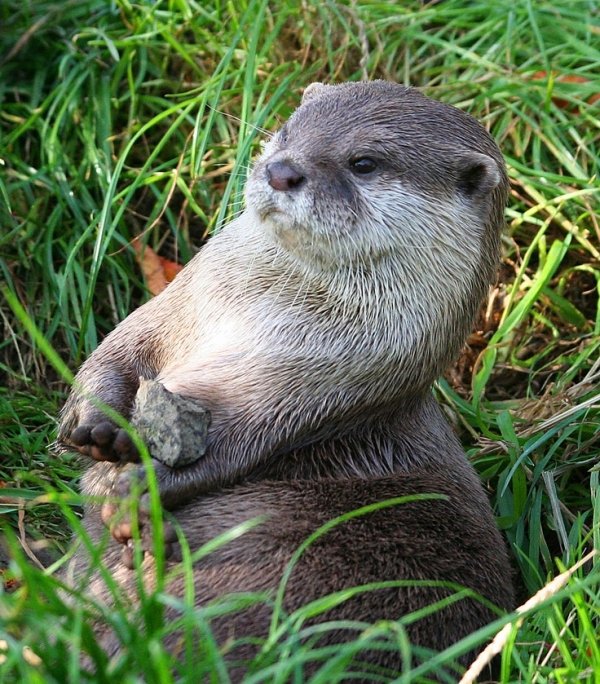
[266,160,305,192]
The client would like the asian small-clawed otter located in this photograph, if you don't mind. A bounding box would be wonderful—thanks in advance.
[58,81,514,675]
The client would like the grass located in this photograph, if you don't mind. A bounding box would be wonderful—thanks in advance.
[0,0,599,681]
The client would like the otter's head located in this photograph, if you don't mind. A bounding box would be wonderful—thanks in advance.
[245,82,508,383]
[246,80,507,285]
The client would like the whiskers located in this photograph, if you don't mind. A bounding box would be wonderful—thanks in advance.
[205,103,274,138]
[264,256,302,319]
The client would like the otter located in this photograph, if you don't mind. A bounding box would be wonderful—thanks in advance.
[59,81,514,675]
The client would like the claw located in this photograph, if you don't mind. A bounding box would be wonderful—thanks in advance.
[121,541,135,570]
[100,501,117,526]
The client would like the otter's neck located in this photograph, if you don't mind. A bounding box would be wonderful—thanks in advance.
[246,394,480,487]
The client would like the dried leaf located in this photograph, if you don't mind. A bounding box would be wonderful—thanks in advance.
[531,71,600,109]
[132,238,182,296]
[159,256,183,283]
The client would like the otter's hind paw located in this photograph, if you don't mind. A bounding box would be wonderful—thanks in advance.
[70,421,140,463]
[101,462,177,568]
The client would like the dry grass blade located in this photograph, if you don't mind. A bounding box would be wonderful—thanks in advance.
[459,549,598,684]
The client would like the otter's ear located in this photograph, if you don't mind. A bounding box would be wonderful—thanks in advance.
[456,152,502,199]
[302,82,331,104]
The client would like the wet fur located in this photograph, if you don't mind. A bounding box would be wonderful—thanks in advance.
[59,81,513,673]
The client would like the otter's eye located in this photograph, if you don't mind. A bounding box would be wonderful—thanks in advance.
[350,157,378,175]
[279,127,289,145]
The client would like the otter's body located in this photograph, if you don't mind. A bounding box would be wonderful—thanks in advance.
[59,81,513,674]
[72,464,512,676]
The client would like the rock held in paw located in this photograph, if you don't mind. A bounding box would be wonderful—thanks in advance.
[130,379,210,467]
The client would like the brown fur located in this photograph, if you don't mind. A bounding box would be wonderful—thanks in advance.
[59,81,513,675]
[69,467,512,676]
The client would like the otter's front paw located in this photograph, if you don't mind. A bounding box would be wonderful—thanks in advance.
[70,421,140,463]
[101,461,177,568]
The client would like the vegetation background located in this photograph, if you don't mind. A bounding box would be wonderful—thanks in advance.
[0,0,598,681]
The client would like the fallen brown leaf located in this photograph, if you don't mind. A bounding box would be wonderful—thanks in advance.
[531,71,600,109]
[132,237,183,296]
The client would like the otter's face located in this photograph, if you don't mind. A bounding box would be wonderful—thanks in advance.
[245,81,507,280]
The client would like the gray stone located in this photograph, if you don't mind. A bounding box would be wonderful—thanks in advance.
[130,379,210,468]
